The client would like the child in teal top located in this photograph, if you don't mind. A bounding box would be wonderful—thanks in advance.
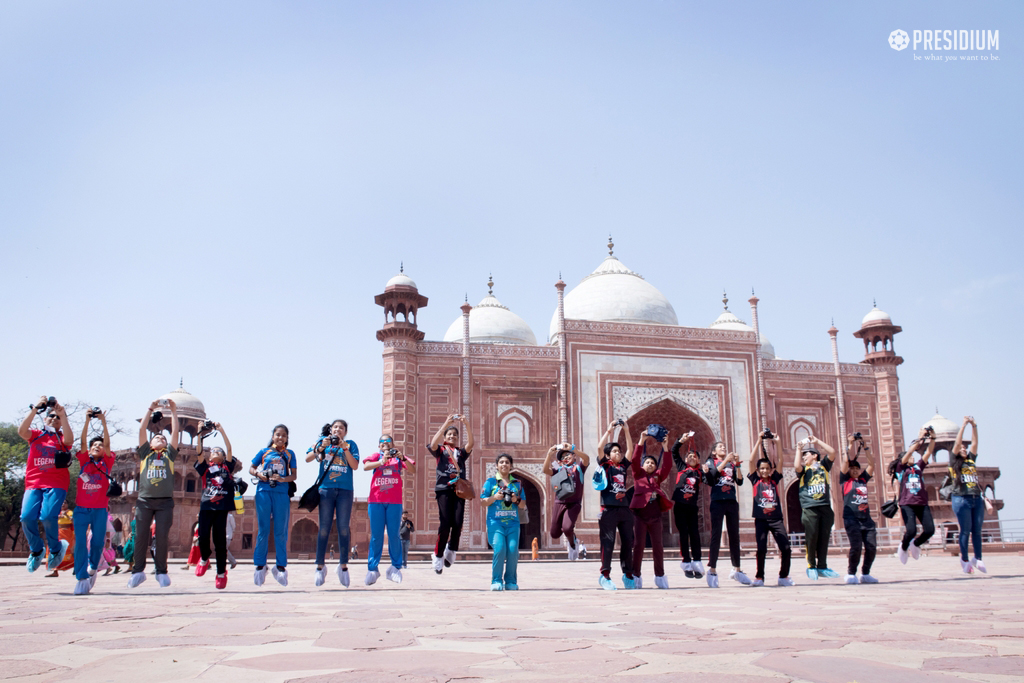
[480,453,525,591]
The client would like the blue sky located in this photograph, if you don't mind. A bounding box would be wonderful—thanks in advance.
[1,2,1021,517]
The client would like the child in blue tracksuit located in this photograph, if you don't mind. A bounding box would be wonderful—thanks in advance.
[249,424,297,588]
[480,453,525,591]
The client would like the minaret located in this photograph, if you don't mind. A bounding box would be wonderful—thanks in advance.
[460,293,472,432]
[748,290,767,431]
[555,273,568,443]
[828,322,847,439]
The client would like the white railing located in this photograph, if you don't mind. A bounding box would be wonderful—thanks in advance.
[772,518,1024,552]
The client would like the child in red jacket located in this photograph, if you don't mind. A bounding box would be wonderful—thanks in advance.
[630,430,674,589]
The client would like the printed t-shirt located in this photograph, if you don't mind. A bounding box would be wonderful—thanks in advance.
[25,429,71,491]
[798,457,833,509]
[599,457,631,507]
[481,476,522,527]
[316,440,360,490]
[673,466,703,505]
[950,454,981,497]
[251,448,297,495]
[897,459,929,506]
[195,459,238,511]
[75,451,114,508]
[138,443,177,499]
[706,458,741,502]
[430,444,470,492]
[551,460,586,505]
[840,471,872,519]
[366,452,408,504]
[747,471,784,520]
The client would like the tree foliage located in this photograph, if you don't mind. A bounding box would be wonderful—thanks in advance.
[0,423,28,550]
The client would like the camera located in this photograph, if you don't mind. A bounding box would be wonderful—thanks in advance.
[500,486,516,506]
[388,448,399,456]
[762,428,775,440]
[320,423,340,447]
[614,418,625,426]
[150,410,163,423]
[646,424,669,441]
[87,407,102,419]
[200,419,216,433]
[800,437,813,448]
[923,425,935,436]
[853,432,862,441]
[33,396,57,414]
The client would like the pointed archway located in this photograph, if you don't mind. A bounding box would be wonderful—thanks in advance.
[514,473,543,550]
[786,482,804,533]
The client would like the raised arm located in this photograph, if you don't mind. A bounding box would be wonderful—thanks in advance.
[793,444,804,474]
[840,434,854,474]
[542,444,558,476]
[196,430,206,464]
[576,446,590,468]
[462,415,474,454]
[167,399,180,450]
[139,400,158,448]
[903,428,928,465]
[80,414,92,454]
[921,434,937,465]
[597,421,617,455]
[429,415,456,451]
[813,436,836,461]
[952,418,968,457]
[217,423,233,462]
[968,417,977,455]
[99,412,110,452]
[623,425,633,456]
[748,434,764,471]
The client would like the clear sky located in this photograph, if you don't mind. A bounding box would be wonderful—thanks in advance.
[2,2,1021,517]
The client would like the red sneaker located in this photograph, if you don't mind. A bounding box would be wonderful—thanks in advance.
[215,572,228,590]
[195,561,210,577]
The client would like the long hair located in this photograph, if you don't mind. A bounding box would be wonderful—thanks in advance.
[267,424,289,447]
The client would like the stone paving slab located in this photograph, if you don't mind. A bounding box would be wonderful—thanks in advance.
[0,554,1021,682]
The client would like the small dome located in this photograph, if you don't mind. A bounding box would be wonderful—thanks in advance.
[157,387,206,420]
[923,413,960,442]
[709,302,776,360]
[861,305,891,326]
[444,280,537,345]
[386,272,417,289]
[549,247,677,341]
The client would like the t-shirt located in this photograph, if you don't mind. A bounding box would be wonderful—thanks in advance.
[481,476,523,527]
[841,471,872,519]
[195,459,238,511]
[430,444,470,492]
[897,459,929,506]
[137,443,177,499]
[315,440,360,490]
[75,451,114,508]
[25,429,71,491]
[798,457,833,509]
[400,518,414,540]
[950,454,981,497]
[706,458,742,502]
[366,452,408,504]
[551,460,586,505]
[747,471,784,520]
[673,466,703,506]
[599,457,631,507]
[251,448,297,495]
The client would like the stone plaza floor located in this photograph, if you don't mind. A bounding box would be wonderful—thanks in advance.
[2,553,1023,683]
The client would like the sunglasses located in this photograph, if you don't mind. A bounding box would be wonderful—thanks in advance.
[379,440,393,445]
[46,414,58,420]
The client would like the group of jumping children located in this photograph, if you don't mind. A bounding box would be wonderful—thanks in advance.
[17,394,991,595]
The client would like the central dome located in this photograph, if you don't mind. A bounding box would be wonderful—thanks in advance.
[549,247,677,341]
[444,279,537,345]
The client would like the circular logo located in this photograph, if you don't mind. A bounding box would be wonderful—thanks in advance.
[889,29,910,51]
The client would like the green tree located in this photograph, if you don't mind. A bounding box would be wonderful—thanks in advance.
[0,423,28,550]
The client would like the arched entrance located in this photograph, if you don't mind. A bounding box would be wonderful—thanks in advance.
[514,473,543,550]
[290,518,318,556]
[786,482,804,533]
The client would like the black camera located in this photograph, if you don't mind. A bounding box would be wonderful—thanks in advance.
[853,432,863,441]
[646,424,669,441]
[923,425,935,436]
[234,477,248,495]
[320,423,340,447]
[150,410,163,423]
[389,448,399,456]
[614,418,625,426]
[87,407,102,419]
[33,396,57,414]
[501,486,516,506]
[762,428,775,440]
[200,419,216,433]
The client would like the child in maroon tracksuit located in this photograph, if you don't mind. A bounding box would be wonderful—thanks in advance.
[630,432,673,589]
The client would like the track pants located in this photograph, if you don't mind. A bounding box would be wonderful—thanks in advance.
[598,506,634,578]
[709,499,741,569]
[434,489,465,555]
[900,504,935,551]
[673,502,702,562]
[198,509,229,575]
[801,505,834,570]
[844,515,876,575]
[755,517,791,580]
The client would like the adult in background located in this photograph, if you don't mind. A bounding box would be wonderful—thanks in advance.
[596,419,636,590]
[306,420,359,588]
[794,434,840,580]
[895,427,937,564]
[400,511,414,570]
[950,416,992,574]
[128,399,179,589]
[428,414,474,573]
[840,433,878,584]
[72,409,114,595]
[543,442,591,561]
[18,396,73,573]
[194,422,236,590]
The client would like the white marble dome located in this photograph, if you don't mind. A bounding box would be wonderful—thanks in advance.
[385,272,417,289]
[861,305,891,326]
[709,308,776,360]
[922,412,961,442]
[549,254,677,341]
[157,387,206,420]
[444,291,537,346]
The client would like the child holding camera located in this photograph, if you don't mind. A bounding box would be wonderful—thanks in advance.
[596,420,636,590]
[128,399,179,589]
[671,433,706,580]
[840,433,877,584]
[630,429,673,588]
[747,433,792,587]
[705,440,750,587]
[480,453,525,590]
[794,434,839,580]
[543,441,591,561]
[363,435,415,586]
[72,410,114,595]
[428,414,474,573]
[250,424,297,587]
[894,427,937,564]
[18,396,73,574]
[194,422,236,590]
[306,420,359,588]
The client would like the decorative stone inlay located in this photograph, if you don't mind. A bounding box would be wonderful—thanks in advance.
[485,462,544,478]
[497,404,533,418]
[612,387,721,438]
[782,466,796,485]
[415,342,560,358]
[565,319,755,342]
[788,414,817,427]
[764,359,873,376]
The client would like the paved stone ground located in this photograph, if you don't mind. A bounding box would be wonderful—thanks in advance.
[2,553,1023,683]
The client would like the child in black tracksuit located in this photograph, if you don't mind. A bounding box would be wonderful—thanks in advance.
[747,433,792,586]
[840,433,878,584]
[596,420,635,590]
[671,436,705,579]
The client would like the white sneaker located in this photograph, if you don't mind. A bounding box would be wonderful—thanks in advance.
[432,555,444,574]
[960,559,974,574]
[634,575,643,589]
[860,574,879,584]
[972,558,987,574]
[909,543,921,560]
[386,566,403,584]
[578,543,587,558]
[155,573,171,588]
[443,547,456,567]
[706,572,719,588]
[897,546,909,564]
[692,560,705,578]
[127,572,146,588]
[271,567,288,586]
[844,574,859,584]
[654,575,669,589]
[337,565,350,587]
[254,566,268,586]
[365,569,380,585]
[315,567,326,587]
[730,569,751,585]
[750,578,764,587]
[567,539,578,561]
[88,567,98,589]
[778,577,794,587]
[74,578,91,595]
[490,581,503,591]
